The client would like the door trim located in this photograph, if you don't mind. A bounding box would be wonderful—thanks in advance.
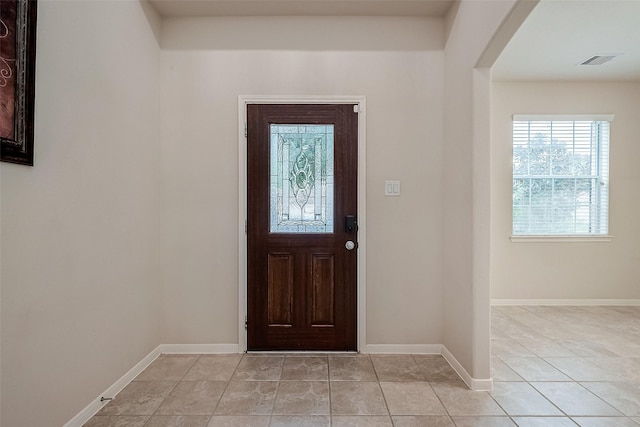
[238,95,367,353]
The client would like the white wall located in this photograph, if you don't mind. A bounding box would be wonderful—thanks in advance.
[159,16,446,347]
[443,0,517,381]
[0,1,162,425]
[491,81,640,300]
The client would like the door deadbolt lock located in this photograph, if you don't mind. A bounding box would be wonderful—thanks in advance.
[345,215,357,234]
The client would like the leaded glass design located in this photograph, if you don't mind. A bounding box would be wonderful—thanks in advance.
[270,124,334,233]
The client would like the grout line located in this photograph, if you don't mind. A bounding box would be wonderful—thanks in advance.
[208,354,242,417]
[140,355,193,423]
[428,381,455,426]
[85,306,640,426]
[327,356,334,425]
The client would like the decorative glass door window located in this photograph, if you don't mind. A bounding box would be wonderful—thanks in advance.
[270,124,334,233]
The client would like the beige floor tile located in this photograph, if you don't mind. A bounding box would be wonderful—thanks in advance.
[491,357,524,382]
[183,355,242,381]
[281,356,328,381]
[599,338,640,358]
[134,355,199,381]
[412,355,461,383]
[332,416,394,426]
[232,356,284,381]
[501,357,572,381]
[431,383,505,416]
[156,381,227,415]
[215,381,279,415]
[371,355,425,381]
[515,306,557,315]
[98,381,177,416]
[391,416,454,426]
[328,355,377,381]
[515,338,579,357]
[206,415,270,427]
[82,415,149,427]
[380,382,446,416]
[450,416,516,426]
[580,382,640,416]
[531,382,621,416]
[493,305,530,315]
[555,340,621,358]
[511,417,578,427]
[492,326,511,339]
[490,382,562,416]
[145,415,211,427]
[543,358,626,381]
[608,306,640,316]
[501,323,550,341]
[492,339,537,358]
[577,306,624,315]
[269,415,331,426]
[571,417,640,427]
[584,358,640,382]
[272,381,329,415]
[81,305,640,427]
[330,381,388,415]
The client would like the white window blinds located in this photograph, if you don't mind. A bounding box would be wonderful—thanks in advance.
[512,115,612,236]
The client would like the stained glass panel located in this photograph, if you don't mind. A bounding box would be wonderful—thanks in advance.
[270,124,334,233]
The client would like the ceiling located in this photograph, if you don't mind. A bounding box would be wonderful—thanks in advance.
[148,0,454,17]
[493,0,640,82]
[148,0,640,81]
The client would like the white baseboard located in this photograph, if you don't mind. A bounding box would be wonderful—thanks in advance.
[64,344,240,427]
[158,343,240,354]
[441,346,493,392]
[492,299,640,306]
[63,345,162,427]
[361,344,443,354]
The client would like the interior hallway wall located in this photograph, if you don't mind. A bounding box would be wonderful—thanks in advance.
[159,16,446,348]
[0,2,163,425]
[491,81,640,300]
[442,0,518,381]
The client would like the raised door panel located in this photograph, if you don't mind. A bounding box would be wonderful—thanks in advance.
[267,253,294,326]
[310,254,335,327]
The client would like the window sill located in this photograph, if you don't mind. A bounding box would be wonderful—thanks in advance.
[510,235,613,243]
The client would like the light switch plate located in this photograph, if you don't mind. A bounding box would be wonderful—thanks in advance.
[385,180,401,196]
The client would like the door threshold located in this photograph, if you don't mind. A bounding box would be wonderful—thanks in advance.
[245,350,359,355]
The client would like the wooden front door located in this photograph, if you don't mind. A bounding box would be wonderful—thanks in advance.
[247,104,358,351]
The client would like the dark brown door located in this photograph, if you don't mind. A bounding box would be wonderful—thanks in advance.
[247,104,358,351]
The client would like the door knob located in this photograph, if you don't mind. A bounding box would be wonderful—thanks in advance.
[345,241,356,250]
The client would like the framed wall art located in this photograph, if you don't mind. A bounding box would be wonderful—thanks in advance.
[1,0,37,166]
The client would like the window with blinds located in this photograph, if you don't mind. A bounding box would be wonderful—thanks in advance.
[512,115,612,236]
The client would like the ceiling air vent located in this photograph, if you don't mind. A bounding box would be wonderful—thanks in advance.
[580,55,617,66]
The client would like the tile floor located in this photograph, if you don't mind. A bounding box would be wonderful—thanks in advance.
[85,306,640,426]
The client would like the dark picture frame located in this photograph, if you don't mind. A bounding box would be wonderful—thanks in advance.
[1,0,37,166]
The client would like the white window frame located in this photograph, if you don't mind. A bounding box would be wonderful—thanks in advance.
[510,114,614,242]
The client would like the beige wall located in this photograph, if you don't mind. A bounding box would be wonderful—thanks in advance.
[491,81,640,300]
[159,16,446,347]
[0,2,162,425]
[443,0,518,380]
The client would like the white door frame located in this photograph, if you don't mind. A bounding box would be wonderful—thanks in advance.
[238,95,367,352]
